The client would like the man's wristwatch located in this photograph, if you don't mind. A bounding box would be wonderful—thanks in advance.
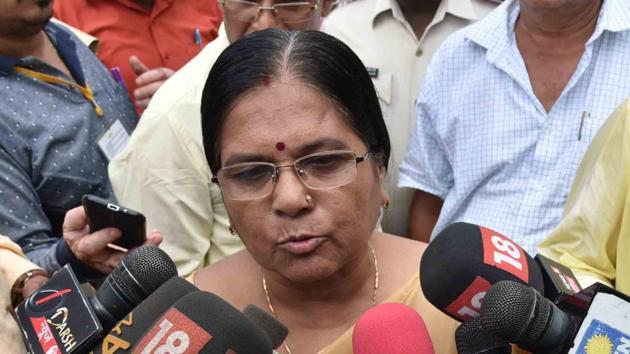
[10,268,49,308]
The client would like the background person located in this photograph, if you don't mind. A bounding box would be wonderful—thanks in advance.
[0,0,160,281]
[109,0,333,276]
[53,0,223,113]
[399,0,630,254]
[191,29,458,354]
[322,0,499,237]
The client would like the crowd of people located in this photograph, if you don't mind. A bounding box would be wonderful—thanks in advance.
[1,0,628,352]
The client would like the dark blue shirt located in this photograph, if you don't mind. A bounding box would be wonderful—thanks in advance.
[0,22,137,276]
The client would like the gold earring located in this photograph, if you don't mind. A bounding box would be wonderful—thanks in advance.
[229,225,237,235]
[305,194,313,203]
[383,199,390,209]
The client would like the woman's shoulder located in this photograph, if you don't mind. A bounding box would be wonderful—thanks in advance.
[371,233,427,296]
[190,250,261,309]
[372,233,427,261]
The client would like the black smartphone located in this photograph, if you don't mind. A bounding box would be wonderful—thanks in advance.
[81,194,146,249]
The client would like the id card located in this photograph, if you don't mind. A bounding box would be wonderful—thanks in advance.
[98,119,130,161]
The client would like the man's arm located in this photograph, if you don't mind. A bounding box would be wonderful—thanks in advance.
[408,190,444,242]
[0,146,63,273]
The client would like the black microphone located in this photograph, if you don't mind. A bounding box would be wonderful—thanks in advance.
[535,253,582,303]
[89,245,178,331]
[455,317,511,354]
[479,280,574,353]
[130,291,275,353]
[14,246,177,354]
[242,304,289,350]
[420,222,544,322]
[480,280,630,354]
[90,276,198,353]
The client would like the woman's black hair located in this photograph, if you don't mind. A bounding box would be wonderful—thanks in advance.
[200,29,390,174]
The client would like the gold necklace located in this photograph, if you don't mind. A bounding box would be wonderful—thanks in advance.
[262,243,379,354]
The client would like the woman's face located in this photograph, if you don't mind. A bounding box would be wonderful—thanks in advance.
[219,80,386,283]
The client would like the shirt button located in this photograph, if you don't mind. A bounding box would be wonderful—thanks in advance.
[416,49,423,57]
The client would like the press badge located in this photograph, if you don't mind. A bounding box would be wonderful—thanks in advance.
[98,119,130,161]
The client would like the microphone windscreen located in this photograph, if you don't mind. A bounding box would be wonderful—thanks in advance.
[91,245,178,330]
[91,276,198,354]
[479,280,572,352]
[420,222,544,322]
[132,291,273,354]
[455,317,511,354]
[352,303,434,354]
[242,304,288,349]
[113,245,178,304]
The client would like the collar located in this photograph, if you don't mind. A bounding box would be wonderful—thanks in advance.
[466,0,630,52]
[588,0,630,44]
[0,22,86,85]
[371,0,493,26]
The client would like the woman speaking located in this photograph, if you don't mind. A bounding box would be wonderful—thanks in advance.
[191,29,458,353]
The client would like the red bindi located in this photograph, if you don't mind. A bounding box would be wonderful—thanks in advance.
[261,75,271,86]
[275,142,286,151]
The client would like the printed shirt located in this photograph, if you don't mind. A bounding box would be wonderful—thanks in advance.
[0,22,137,274]
[398,0,630,255]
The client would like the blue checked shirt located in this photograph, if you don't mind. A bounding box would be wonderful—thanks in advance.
[398,0,630,255]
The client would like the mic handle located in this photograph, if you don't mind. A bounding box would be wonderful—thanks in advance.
[90,278,133,331]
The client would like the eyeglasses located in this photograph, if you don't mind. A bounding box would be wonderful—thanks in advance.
[212,150,370,201]
[217,0,319,24]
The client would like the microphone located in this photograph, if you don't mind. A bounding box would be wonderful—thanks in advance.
[14,246,177,354]
[90,245,178,331]
[420,222,544,322]
[242,304,289,350]
[90,276,198,353]
[535,253,582,302]
[455,317,511,354]
[352,302,434,354]
[479,280,574,353]
[130,291,275,353]
[480,280,630,354]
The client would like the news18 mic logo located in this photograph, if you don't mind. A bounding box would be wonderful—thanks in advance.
[576,319,630,354]
[444,228,529,321]
[134,308,212,353]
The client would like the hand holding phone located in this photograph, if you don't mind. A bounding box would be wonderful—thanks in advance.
[81,194,146,249]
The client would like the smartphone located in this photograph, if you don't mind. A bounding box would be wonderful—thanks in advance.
[81,194,146,249]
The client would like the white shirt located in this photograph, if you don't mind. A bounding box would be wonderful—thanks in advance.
[399,0,630,255]
[322,0,498,236]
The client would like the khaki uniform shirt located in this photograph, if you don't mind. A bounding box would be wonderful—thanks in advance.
[322,0,499,236]
[108,25,238,277]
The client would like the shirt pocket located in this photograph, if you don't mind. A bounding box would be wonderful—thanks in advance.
[371,72,392,106]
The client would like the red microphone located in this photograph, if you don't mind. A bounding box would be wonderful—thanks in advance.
[352,303,434,354]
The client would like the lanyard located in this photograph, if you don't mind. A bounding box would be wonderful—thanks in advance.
[13,66,104,117]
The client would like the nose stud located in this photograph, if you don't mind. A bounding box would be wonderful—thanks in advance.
[305,194,313,203]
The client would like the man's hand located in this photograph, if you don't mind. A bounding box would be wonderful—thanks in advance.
[62,206,163,274]
[129,55,174,109]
